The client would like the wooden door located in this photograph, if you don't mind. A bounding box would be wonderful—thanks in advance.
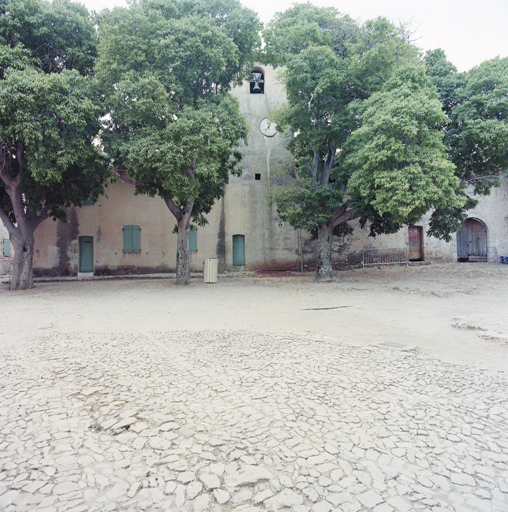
[408,226,423,261]
[79,236,93,272]
[457,219,487,261]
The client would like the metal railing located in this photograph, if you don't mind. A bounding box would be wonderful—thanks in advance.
[362,248,409,268]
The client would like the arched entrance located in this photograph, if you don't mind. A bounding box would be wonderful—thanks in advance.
[456,218,487,262]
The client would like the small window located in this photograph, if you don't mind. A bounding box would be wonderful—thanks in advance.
[250,71,264,94]
[255,173,261,181]
[189,226,197,253]
[3,239,10,257]
[123,225,141,253]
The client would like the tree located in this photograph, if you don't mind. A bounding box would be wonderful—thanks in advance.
[0,0,109,290]
[346,65,464,230]
[97,0,261,284]
[424,51,508,239]
[264,5,465,280]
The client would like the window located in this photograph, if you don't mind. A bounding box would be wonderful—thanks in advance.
[123,225,141,253]
[3,239,10,257]
[189,226,197,253]
[255,173,261,181]
[250,71,264,94]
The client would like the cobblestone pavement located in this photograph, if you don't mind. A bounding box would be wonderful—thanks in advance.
[1,330,507,512]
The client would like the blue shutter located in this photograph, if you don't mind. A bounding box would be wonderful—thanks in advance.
[123,226,132,252]
[189,227,197,253]
[3,239,10,257]
[131,225,141,252]
[123,225,141,253]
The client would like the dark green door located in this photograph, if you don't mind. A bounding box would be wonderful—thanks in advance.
[232,235,245,266]
[79,236,93,272]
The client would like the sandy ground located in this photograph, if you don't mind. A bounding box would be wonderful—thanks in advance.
[1,262,507,372]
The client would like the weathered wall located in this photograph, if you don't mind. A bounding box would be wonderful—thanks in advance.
[330,175,508,267]
[225,65,304,271]
[33,181,230,275]
[33,65,306,276]
[31,65,508,276]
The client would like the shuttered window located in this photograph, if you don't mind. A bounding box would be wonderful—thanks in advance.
[189,226,197,253]
[123,225,141,253]
[3,239,10,257]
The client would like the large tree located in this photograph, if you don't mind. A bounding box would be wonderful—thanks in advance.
[423,50,508,239]
[97,0,261,284]
[0,0,109,290]
[263,5,465,280]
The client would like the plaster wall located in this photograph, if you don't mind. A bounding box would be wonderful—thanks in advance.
[31,65,508,276]
[330,176,508,266]
[225,65,303,270]
[33,181,234,275]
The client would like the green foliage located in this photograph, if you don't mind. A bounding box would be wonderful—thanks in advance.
[274,45,352,153]
[98,0,259,228]
[427,196,479,242]
[346,65,464,225]
[0,0,108,225]
[448,58,508,194]
[347,17,420,95]
[262,4,358,67]
[423,51,508,237]
[266,4,505,258]
[0,67,107,222]
[119,97,247,225]
[426,51,508,194]
[270,179,345,234]
[1,0,97,75]
[423,49,464,117]
[264,4,463,252]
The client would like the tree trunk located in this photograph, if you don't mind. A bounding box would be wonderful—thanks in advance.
[10,231,35,290]
[176,213,192,285]
[316,222,335,281]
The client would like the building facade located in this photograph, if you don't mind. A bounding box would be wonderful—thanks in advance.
[30,66,508,276]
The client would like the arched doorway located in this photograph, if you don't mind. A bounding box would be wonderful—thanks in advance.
[456,218,487,262]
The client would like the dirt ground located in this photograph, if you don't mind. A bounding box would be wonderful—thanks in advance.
[1,262,507,373]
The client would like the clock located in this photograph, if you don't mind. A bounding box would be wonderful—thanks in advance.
[259,118,277,137]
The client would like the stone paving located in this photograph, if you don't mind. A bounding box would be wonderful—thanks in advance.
[0,330,507,512]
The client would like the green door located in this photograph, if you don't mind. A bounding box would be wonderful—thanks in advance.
[79,236,93,272]
[3,239,10,257]
[232,234,245,266]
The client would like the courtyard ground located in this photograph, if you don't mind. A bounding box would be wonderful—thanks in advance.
[0,263,507,511]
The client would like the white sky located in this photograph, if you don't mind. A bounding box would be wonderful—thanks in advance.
[83,0,508,72]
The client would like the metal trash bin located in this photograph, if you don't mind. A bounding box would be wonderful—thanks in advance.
[203,258,218,283]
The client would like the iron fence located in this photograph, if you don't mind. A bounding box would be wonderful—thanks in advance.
[362,248,409,268]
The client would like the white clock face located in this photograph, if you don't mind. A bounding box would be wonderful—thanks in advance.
[259,118,277,137]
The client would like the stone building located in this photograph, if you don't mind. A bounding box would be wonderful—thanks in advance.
[29,65,508,276]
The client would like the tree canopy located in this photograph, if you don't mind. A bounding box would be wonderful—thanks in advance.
[263,4,492,280]
[423,50,508,239]
[0,0,109,290]
[97,0,261,284]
